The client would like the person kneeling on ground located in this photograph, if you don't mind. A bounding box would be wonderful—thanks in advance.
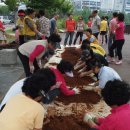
[83,80,130,130]
[74,46,108,78]
[81,39,106,57]
[87,59,121,93]
[43,60,80,104]
[0,68,56,130]
[18,33,61,77]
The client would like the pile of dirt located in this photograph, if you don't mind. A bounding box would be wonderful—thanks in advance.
[62,47,81,65]
[43,115,90,130]
[56,90,100,105]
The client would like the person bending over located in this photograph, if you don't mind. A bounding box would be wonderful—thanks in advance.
[0,68,56,130]
[43,60,80,104]
[74,47,108,78]
[18,33,61,77]
[87,59,121,93]
[83,80,130,130]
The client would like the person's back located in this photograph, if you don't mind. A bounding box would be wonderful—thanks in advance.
[0,78,25,110]
[0,94,44,130]
[100,20,107,32]
[109,18,117,33]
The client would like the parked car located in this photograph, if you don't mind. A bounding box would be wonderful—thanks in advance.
[0,16,11,24]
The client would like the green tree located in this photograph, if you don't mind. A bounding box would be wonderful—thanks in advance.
[5,0,17,11]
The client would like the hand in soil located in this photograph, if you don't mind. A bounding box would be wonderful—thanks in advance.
[73,87,80,94]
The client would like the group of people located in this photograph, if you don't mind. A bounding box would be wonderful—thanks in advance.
[0,8,129,130]
[64,10,125,65]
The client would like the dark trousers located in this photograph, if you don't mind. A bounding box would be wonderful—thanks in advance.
[93,32,99,39]
[108,32,115,55]
[110,39,125,60]
[19,35,25,45]
[18,50,40,77]
[64,32,74,46]
[73,32,83,45]
[89,128,97,130]
[43,88,60,104]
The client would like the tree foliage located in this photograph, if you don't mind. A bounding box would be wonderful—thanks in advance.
[5,0,17,11]
[27,0,73,15]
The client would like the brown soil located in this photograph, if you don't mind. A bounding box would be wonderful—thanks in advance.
[64,71,94,88]
[56,90,100,105]
[62,47,81,65]
[43,115,90,130]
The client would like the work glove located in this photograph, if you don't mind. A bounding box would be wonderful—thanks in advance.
[83,113,92,122]
[73,88,80,94]
[30,65,34,74]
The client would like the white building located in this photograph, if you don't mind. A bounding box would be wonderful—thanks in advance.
[124,0,130,13]
[100,0,115,12]
[113,0,125,12]
[72,0,101,11]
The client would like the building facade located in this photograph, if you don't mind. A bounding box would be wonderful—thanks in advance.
[100,0,114,12]
[72,0,101,11]
[113,0,125,12]
[124,0,130,13]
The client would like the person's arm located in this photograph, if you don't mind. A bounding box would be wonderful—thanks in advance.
[60,82,75,96]
[74,62,86,70]
[79,70,93,78]
[25,18,42,36]
[97,17,101,30]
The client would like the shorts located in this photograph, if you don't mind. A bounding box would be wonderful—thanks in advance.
[100,31,106,35]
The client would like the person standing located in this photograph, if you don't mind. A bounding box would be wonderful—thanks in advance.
[87,15,93,28]
[24,8,42,42]
[73,16,85,45]
[64,14,76,46]
[0,20,6,44]
[100,16,108,45]
[16,10,25,45]
[50,14,59,35]
[37,10,50,39]
[109,13,125,65]
[108,12,118,55]
[91,10,101,39]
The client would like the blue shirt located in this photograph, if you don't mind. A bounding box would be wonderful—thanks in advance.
[98,66,121,89]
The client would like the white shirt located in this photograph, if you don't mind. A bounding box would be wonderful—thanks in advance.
[0,78,25,109]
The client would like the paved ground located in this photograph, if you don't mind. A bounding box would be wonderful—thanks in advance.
[0,33,130,101]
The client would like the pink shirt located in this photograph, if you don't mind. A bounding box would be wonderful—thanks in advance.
[109,18,117,33]
[115,22,125,40]
[95,104,130,130]
[50,67,75,96]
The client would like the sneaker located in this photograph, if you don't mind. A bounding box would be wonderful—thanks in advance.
[115,60,122,65]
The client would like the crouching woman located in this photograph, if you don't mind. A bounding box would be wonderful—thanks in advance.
[0,68,56,130]
[83,79,130,130]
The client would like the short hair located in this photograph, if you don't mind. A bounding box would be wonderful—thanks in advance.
[85,28,92,34]
[93,10,98,14]
[105,16,108,20]
[57,60,73,74]
[101,80,130,106]
[89,58,102,69]
[101,16,105,20]
[118,13,124,22]
[81,40,90,50]
[22,68,56,99]
[48,33,61,48]
[39,10,45,16]
[89,15,92,19]
[26,8,35,15]
[113,12,118,17]
[68,13,72,17]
